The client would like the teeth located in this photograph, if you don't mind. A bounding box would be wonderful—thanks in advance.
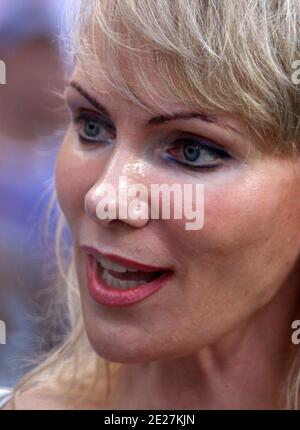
[96,256,139,273]
[102,268,145,290]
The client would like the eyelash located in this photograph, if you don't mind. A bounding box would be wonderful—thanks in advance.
[164,138,230,170]
[74,111,116,143]
[72,112,231,170]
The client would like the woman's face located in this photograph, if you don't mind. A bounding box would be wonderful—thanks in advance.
[55,64,300,363]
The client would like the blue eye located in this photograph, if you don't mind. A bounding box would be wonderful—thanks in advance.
[74,112,115,144]
[166,138,230,169]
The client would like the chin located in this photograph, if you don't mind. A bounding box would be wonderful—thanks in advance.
[85,331,159,364]
[83,316,159,364]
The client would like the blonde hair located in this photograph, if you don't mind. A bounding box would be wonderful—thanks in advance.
[12,0,300,409]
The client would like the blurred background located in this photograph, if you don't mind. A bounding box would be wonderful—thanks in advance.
[0,0,70,387]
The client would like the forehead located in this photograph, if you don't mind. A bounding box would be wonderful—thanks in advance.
[67,64,250,142]
[70,66,195,118]
[68,29,250,139]
[73,29,192,117]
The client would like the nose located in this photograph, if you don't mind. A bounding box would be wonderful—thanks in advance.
[84,153,151,229]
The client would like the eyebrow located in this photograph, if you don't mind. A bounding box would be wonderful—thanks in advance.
[68,80,238,133]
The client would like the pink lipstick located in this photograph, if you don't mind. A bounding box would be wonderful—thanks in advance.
[84,246,173,307]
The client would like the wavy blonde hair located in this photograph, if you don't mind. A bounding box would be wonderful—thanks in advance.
[12,0,300,409]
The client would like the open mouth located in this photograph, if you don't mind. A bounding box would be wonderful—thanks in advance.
[95,255,166,290]
[84,246,173,307]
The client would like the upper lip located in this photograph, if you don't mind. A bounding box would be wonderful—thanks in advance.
[82,245,171,273]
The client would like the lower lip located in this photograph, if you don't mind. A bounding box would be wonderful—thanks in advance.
[86,254,173,308]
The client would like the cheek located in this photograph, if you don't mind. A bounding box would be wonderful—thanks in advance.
[201,167,296,248]
[165,164,300,298]
[55,139,94,228]
[202,169,300,258]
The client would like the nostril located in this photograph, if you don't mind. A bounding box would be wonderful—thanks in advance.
[84,192,96,220]
[84,184,115,220]
[84,177,151,229]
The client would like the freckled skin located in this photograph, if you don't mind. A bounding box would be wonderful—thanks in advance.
[55,68,300,408]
